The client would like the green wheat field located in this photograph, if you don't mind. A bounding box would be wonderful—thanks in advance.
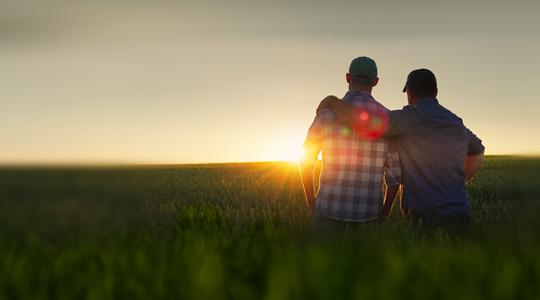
[0,156,539,299]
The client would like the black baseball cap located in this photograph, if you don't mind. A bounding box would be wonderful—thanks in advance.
[403,69,437,95]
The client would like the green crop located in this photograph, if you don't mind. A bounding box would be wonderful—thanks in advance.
[0,156,538,299]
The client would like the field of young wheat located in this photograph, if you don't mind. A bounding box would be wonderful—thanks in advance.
[0,156,539,299]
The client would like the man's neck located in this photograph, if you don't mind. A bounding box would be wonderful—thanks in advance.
[410,96,435,106]
[348,87,372,94]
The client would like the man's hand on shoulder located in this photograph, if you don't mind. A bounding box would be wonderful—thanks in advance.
[316,95,359,129]
[317,95,341,114]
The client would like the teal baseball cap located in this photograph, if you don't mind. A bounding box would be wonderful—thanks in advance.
[349,56,378,83]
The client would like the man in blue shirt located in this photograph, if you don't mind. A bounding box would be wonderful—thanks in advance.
[318,69,485,234]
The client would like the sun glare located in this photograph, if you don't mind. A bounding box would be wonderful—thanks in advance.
[274,144,304,163]
[271,137,305,163]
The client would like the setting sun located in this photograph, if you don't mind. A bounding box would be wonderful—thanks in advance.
[270,137,305,163]
[274,143,304,163]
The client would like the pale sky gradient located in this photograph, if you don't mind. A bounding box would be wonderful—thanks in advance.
[1,0,539,164]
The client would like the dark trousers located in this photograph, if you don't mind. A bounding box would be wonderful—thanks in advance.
[405,210,471,237]
[312,212,378,239]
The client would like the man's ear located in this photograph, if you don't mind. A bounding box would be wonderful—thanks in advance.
[346,73,351,84]
[372,77,379,87]
[406,90,415,105]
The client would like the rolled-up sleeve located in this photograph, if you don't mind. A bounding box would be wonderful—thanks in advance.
[464,127,485,155]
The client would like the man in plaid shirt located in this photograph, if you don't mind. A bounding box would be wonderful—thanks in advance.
[300,56,401,234]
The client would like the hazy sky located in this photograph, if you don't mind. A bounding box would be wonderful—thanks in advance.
[1,0,539,164]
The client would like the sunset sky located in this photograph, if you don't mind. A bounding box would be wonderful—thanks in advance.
[2,0,539,164]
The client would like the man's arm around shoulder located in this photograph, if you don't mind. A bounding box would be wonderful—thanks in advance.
[317,96,411,137]
[317,96,358,128]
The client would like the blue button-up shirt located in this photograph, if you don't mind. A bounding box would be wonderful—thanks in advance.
[386,98,485,217]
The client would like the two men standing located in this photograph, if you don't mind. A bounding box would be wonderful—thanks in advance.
[300,56,485,236]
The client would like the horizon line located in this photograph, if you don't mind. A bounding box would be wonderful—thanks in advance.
[0,154,538,168]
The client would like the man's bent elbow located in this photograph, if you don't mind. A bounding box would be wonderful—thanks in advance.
[465,151,485,181]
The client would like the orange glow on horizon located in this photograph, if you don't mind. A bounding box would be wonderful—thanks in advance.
[266,134,305,163]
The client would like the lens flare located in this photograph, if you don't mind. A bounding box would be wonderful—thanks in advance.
[354,108,389,140]
[340,126,352,137]
[359,111,370,121]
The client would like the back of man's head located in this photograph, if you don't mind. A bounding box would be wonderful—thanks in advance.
[347,56,379,89]
[403,69,438,99]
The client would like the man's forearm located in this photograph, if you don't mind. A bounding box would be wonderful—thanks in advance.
[382,185,400,218]
[300,160,317,210]
[464,151,484,182]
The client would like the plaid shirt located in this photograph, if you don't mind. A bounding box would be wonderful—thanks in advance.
[304,91,401,222]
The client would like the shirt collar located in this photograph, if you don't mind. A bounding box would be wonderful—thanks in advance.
[416,97,439,107]
[345,90,372,98]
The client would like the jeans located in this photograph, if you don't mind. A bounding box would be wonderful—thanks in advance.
[312,211,378,239]
[405,209,470,237]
